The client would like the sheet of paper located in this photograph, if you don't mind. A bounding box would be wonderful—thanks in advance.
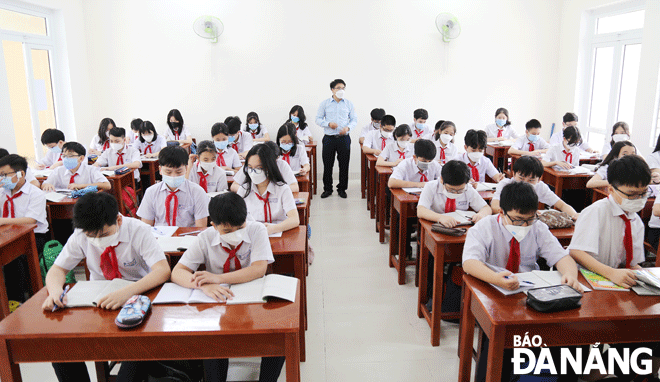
[152,282,195,304]
[45,192,66,202]
[32,168,53,177]
[101,170,115,176]
[262,274,298,302]
[92,279,134,306]
[140,156,158,162]
[66,281,112,307]
[151,226,178,238]
[227,277,267,305]
[531,270,591,292]
[156,236,197,252]
[474,182,498,192]
[188,288,221,304]
[269,232,283,238]
[402,187,423,194]
[225,170,235,176]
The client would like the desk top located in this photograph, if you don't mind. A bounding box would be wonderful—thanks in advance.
[375,166,393,175]
[390,189,495,204]
[304,142,317,148]
[366,154,377,162]
[46,197,77,205]
[543,166,593,178]
[0,224,37,247]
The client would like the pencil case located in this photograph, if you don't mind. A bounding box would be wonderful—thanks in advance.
[115,295,151,329]
[71,185,98,198]
[431,224,467,236]
[526,285,582,313]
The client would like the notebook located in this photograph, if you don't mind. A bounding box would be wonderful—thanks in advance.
[402,187,423,195]
[632,268,660,295]
[45,192,67,202]
[485,265,591,295]
[474,182,498,192]
[101,170,116,176]
[580,269,629,291]
[225,169,235,176]
[440,210,476,226]
[491,141,513,146]
[139,156,158,162]
[32,168,53,177]
[151,226,178,238]
[156,236,198,252]
[65,279,135,307]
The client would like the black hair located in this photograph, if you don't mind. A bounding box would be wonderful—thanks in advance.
[62,142,86,157]
[209,192,247,227]
[370,108,386,121]
[211,122,229,138]
[512,156,544,178]
[0,148,8,159]
[441,160,470,186]
[393,124,412,140]
[97,118,115,145]
[245,111,262,135]
[414,139,437,160]
[109,127,126,139]
[158,146,188,168]
[263,141,281,157]
[0,154,28,173]
[495,108,511,127]
[525,119,542,131]
[138,121,158,143]
[597,141,636,169]
[414,108,428,120]
[130,118,143,132]
[40,129,65,145]
[654,133,660,154]
[73,192,118,235]
[562,125,582,146]
[276,123,299,157]
[608,155,651,189]
[287,105,308,130]
[241,143,286,197]
[381,115,396,127]
[330,79,345,89]
[196,140,217,157]
[464,129,487,150]
[434,121,456,141]
[609,122,630,147]
[563,112,578,124]
[167,109,184,134]
[224,116,242,135]
[500,182,538,215]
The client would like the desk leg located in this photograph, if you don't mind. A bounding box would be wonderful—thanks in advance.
[294,254,307,361]
[47,204,55,240]
[312,147,317,195]
[415,222,423,288]
[430,245,443,346]
[378,180,386,243]
[397,203,408,285]
[361,151,366,199]
[26,231,44,294]
[486,326,505,382]
[555,177,564,199]
[0,339,21,382]
[0,266,9,319]
[458,286,475,382]
[285,332,301,382]
[417,230,428,318]
[389,203,399,269]
[375,174,380,233]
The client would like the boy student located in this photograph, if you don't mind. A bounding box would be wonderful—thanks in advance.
[508,119,550,156]
[35,128,65,169]
[0,148,40,187]
[359,108,386,145]
[94,127,142,180]
[491,156,579,220]
[41,142,111,192]
[211,122,242,171]
[410,108,432,142]
[388,139,441,189]
[458,129,505,183]
[137,146,209,227]
[42,192,170,382]
[225,116,254,159]
[362,114,396,156]
[541,125,582,169]
[170,193,284,382]
[550,112,596,153]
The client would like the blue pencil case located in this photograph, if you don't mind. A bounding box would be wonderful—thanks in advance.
[115,295,151,329]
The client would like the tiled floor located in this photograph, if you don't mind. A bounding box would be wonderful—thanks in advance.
[16,179,463,382]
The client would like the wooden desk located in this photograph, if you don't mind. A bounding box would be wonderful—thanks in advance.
[305,142,317,195]
[139,157,160,187]
[366,154,378,219]
[389,189,419,285]
[293,192,310,227]
[360,146,367,199]
[295,173,311,198]
[417,219,574,346]
[0,285,301,382]
[375,166,393,243]
[541,166,591,199]
[458,273,660,382]
[45,198,77,240]
[486,144,510,172]
[105,172,136,215]
[0,224,42,319]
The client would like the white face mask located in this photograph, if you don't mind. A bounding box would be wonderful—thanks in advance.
[335,89,345,99]
[443,187,464,200]
[381,131,393,139]
[143,134,154,143]
[505,224,532,242]
[248,169,268,185]
[110,142,124,151]
[220,227,246,246]
[617,195,647,214]
[397,140,409,150]
[199,162,215,173]
[88,230,119,249]
[467,152,483,162]
[612,134,629,143]
[440,134,453,145]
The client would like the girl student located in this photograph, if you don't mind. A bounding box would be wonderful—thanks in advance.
[245,111,270,142]
[165,109,193,148]
[485,107,518,142]
[587,141,636,189]
[376,124,413,167]
[128,118,143,145]
[287,105,313,143]
[434,120,459,165]
[186,140,228,192]
[601,121,631,157]
[89,117,116,155]
[135,121,167,158]
[275,122,310,175]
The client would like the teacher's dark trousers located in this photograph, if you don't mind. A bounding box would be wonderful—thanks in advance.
[322,134,351,193]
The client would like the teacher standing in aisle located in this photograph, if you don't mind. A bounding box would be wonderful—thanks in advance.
[316,79,357,199]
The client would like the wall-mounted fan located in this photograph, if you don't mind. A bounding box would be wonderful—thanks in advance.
[435,13,460,42]
[193,15,224,43]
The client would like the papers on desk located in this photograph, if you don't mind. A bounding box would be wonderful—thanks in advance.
[156,236,197,252]
[32,168,53,177]
[631,268,660,295]
[551,165,594,175]
[101,170,115,176]
[579,152,601,160]
[486,265,591,295]
[402,187,423,195]
[139,156,158,162]
[490,141,513,146]
[45,192,67,202]
[66,279,134,307]
[269,231,283,238]
[441,210,475,226]
[225,169,235,176]
[580,164,598,172]
[151,226,178,238]
[474,182,498,192]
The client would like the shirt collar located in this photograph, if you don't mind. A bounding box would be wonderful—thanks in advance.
[116,214,130,243]
[251,180,277,196]
[159,180,187,194]
[607,195,636,219]
[210,225,253,247]
[67,165,83,176]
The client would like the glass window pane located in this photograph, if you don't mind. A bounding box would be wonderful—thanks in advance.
[616,44,641,130]
[586,131,605,152]
[597,10,644,34]
[588,47,614,132]
[31,49,56,135]
[0,8,47,36]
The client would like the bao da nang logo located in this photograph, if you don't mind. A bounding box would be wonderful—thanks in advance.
[512,333,653,376]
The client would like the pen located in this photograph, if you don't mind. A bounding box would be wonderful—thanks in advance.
[52,285,70,312]
[180,230,204,236]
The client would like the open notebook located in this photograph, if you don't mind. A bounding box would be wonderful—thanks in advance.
[474,182,498,192]
[153,274,298,305]
[485,264,591,295]
[65,279,135,307]
[440,210,476,226]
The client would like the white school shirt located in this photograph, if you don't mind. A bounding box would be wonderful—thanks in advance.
[135,135,167,155]
[549,129,592,151]
[646,152,660,170]
[163,124,192,141]
[542,144,580,167]
[1,182,48,234]
[435,141,460,164]
[96,145,142,179]
[215,148,242,169]
[188,162,228,192]
[43,163,108,189]
[485,123,518,140]
[240,181,296,224]
[230,131,254,154]
[649,198,660,229]
[411,124,433,140]
[462,214,568,272]
[137,180,209,227]
[363,130,394,151]
[390,158,442,183]
[280,147,310,173]
[178,222,275,273]
[418,180,487,214]
[233,159,298,187]
[511,135,550,152]
[25,168,37,183]
[379,141,413,162]
[492,178,560,207]
[53,216,166,280]
[247,126,267,140]
[567,196,644,268]
[360,122,379,139]
[295,124,313,142]
[595,165,608,181]
[89,135,110,153]
[458,153,499,183]
[601,141,613,157]
[36,149,62,167]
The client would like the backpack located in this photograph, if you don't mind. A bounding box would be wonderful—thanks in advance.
[40,240,76,284]
[146,360,204,382]
[122,187,139,218]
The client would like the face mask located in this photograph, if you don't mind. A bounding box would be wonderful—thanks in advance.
[567,143,577,149]
[110,142,124,151]
[467,152,483,162]
[397,140,409,150]
[528,134,540,142]
[0,172,21,191]
[381,131,393,139]
[618,195,647,214]
[162,175,185,189]
[88,230,119,249]
[415,123,426,131]
[443,187,463,200]
[142,134,154,143]
[417,160,430,172]
[105,130,110,137]
[228,136,236,143]
[214,141,229,151]
[199,162,215,173]
[170,122,181,129]
[373,122,381,129]
[280,143,294,152]
[220,227,246,246]
[440,134,453,145]
[291,115,300,123]
[248,123,258,131]
[63,157,79,170]
[248,169,268,185]
[612,134,629,143]
[495,118,507,127]
[505,224,532,243]
[335,89,345,99]
[50,145,62,154]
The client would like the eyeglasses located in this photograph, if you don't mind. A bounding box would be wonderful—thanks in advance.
[445,186,467,195]
[247,167,264,174]
[61,154,81,159]
[612,186,651,200]
[333,86,345,90]
[0,171,17,179]
[504,212,538,227]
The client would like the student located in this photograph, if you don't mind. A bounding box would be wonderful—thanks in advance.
[491,156,579,220]
[647,134,660,185]
[276,122,310,175]
[137,146,209,227]
[549,112,595,153]
[239,144,299,235]
[170,193,284,382]
[164,109,193,148]
[359,108,386,145]
[508,119,550,156]
[42,142,111,192]
[42,192,170,382]
[459,129,504,183]
[569,155,651,287]
[587,141,636,189]
[0,149,39,187]
[649,191,660,251]
[225,116,253,159]
[541,125,582,169]
[245,111,269,142]
[388,139,441,189]
[89,117,115,155]
[94,127,142,181]
[186,140,228,192]
[601,121,630,157]
[128,118,143,145]
[362,114,396,156]
[410,108,432,142]
[376,124,413,167]
[211,122,242,171]
[433,120,459,165]
[35,128,65,169]
[287,105,313,143]
[230,141,299,193]
[485,107,518,142]
[135,120,167,158]
[417,160,491,227]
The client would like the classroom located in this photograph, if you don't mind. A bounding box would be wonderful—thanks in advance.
[1,0,660,381]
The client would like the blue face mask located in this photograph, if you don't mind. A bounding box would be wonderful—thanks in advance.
[228,136,236,143]
[291,115,300,123]
[415,123,426,130]
[214,140,229,151]
[495,118,507,127]
[528,134,540,142]
[1,176,18,191]
[62,157,79,170]
[50,145,62,154]
[248,123,258,131]
[280,143,294,152]
[162,175,184,190]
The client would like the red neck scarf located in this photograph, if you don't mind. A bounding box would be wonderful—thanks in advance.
[197,169,209,192]
[418,171,428,182]
[563,149,572,164]
[255,191,272,223]
[69,173,77,184]
[619,214,633,268]
[397,150,406,159]
[116,152,124,166]
[222,242,244,273]
[144,144,153,154]
[102,140,110,151]
[100,244,122,280]
[497,129,503,138]
[445,198,456,213]
[380,137,387,150]
[467,163,479,182]
[165,190,179,226]
[282,152,291,164]
[2,191,23,218]
[216,151,226,167]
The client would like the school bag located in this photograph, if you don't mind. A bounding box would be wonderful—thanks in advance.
[145,360,204,382]
[40,240,76,285]
[122,187,139,218]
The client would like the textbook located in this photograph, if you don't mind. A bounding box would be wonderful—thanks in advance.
[474,182,498,192]
[580,269,629,291]
[631,268,660,295]
[440,210,476,226]
[65,279,134,307]
[485,264,591,295]
[153,274,298,305]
